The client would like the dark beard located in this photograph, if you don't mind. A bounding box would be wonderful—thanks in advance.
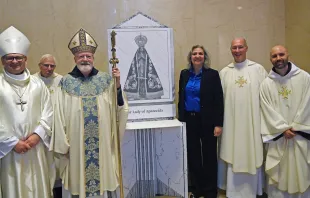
[273,59,288,69]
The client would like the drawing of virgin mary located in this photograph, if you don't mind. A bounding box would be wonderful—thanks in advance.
[124,34,164,100]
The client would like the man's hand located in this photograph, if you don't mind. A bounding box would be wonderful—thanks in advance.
[284,129,296,139]
[14,140,31,154]
[214,126,223,137]
[112,67,121,88]
[25,133,41,148]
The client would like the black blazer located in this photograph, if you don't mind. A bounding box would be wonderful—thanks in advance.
[178,67,224,136]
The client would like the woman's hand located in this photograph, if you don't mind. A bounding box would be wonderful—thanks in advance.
[214,126,223,137]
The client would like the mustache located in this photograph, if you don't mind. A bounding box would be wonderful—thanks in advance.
[276,60,284,64]
[80,61,91,65]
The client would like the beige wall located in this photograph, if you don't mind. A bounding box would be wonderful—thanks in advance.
[0,0,287,98]
[285,0,310,72]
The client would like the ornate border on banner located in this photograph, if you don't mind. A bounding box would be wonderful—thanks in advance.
[112,11,168,29]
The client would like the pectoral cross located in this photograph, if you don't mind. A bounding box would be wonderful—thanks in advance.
[16,98,27,111]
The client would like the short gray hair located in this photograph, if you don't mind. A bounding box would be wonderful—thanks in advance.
[38,54,57,65]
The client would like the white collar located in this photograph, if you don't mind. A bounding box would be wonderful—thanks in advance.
[268,62,300,79]
[6,70,27,80]
[227,59,257,68]
[3,68,30,86]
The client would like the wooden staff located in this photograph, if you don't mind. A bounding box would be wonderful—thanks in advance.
[109,30,124,198]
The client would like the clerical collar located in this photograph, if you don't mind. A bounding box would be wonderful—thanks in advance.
[38,72,57,79]
[37,72,55,85]
[69,66,98,78]
[272,62,292,76]
[234,59,247,69]
[39,74,53,85]
[6,70,27,80]
[3,68,30,86]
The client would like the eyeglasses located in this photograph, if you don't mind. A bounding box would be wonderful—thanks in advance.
[40,64,56,68]
[4,56,25,62]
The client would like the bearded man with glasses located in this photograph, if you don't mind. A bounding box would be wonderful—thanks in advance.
[51,28,129,198]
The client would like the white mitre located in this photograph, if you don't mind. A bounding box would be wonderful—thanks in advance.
[0,26,31,57]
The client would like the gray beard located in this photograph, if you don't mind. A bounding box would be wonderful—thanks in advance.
[77,64,93,73]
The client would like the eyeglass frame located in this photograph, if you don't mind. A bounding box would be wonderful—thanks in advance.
[39,63,56,68]
[3,55,26,62]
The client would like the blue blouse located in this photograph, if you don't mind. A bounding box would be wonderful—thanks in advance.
[185,68,202,112]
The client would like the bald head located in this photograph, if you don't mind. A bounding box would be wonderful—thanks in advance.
[230,38,248,63]
[270,45,288,56]
[231,38,248,48]
[270,45,289,71]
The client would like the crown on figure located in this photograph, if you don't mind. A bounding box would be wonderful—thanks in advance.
[135,34,147,47]
[68,28,97,54]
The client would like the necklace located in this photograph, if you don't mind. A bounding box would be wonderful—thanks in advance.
[10,84,27,111]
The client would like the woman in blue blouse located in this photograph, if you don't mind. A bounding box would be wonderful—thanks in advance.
[178,45,224,198]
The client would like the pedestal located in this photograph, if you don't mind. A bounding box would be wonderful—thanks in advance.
[122,119,188,198]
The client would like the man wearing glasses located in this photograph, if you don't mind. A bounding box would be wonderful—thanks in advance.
[33,54,63,198]
[34,54,62,101]
[51,28,129,198]
[0,26,54,198]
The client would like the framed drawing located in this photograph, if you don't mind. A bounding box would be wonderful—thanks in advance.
[108,12,175,121]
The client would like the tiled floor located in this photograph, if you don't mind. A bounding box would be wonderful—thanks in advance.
[154,190,226,198]
[155,193,225,198]
[155,189,267,198]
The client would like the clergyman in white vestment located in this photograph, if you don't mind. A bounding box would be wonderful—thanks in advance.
[33,54,63,104]
[50,28,129,198]
[33,54,63,196]
[218,38,267,198]
[0,26,55,198]
[260,45,310,198]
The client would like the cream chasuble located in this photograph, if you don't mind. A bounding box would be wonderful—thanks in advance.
[0,69,54,198]
[260,63,310,198]
[218,60,267,197]
[33,72,63,187]
[33,72,62,105]
[51,71,129,198]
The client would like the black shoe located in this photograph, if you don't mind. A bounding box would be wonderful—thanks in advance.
[205,192,218,198]
[53,187,62,198]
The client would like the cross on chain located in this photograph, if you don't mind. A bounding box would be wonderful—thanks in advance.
[16,98,27,111]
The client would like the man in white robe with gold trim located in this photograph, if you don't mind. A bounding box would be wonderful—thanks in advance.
[260,45,310,198]
[0,26,54,198]
[218,38,267,197]
[51,28,129,198]
[33,53,63,197]
[33,54,63,103]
